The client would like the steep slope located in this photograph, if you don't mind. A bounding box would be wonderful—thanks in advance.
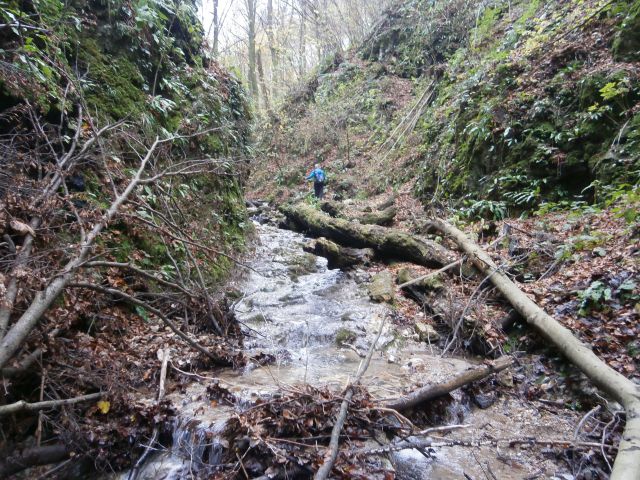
[255,0,639,218]
[0,0,252,475]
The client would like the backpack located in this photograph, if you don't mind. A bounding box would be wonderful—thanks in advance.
[315,169,326,184]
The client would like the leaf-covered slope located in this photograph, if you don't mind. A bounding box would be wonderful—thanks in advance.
[257,0,639,217]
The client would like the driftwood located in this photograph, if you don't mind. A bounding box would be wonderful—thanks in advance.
[386,356,514,411]
[0,392,103,417]
[0,444,70,477]
[314,320,385,480]
[431,219,640,480]
[281,204,453,268]
[128,348,170,480]
[303,237,374,269]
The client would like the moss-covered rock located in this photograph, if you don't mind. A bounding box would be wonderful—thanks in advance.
[368,271,395,303]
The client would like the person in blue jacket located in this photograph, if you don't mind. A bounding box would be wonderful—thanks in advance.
[305,164,327,199]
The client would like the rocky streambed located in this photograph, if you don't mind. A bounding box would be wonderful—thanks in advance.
[119,216,582,480]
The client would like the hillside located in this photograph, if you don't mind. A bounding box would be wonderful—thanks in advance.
[249,0,640,477]
[0,0,251,475]
[254,0,639,215]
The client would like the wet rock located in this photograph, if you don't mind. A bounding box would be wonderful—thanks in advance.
[246,313,269,323]
[340,311,365,322]
[278,292,304,304]
[472,392,496,409]
[287,253,318,279]
[349,268,371,284]
[414,322,440,343]
[335,327,357,345]
[498,369,514,387]
[368,271,395,303]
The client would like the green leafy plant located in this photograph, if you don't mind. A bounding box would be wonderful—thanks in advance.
[578,280,612,316]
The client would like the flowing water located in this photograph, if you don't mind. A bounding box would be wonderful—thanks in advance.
[120,221,579,480]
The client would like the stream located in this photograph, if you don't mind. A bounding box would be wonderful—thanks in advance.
[120,220,580,480]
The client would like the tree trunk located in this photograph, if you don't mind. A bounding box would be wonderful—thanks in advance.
[431,219,640,480]
[266,0,279,93]
[298,0,306,79]
[281,203,454,268]
[212,0,219,57]
[386,357,514,411]
[246,0,259,98]
[303,237,374,269]
[256,50,273,116]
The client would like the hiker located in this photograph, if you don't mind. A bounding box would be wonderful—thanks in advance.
[305,164,326,199]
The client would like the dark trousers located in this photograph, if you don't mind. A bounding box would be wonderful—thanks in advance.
[314,182,324,199]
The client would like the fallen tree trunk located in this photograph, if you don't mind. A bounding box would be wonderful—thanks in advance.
[0,444,70,477]
[431,219,640,480]
[281,204,454,268]
[386,356,514,411]
[303,237,374,269]
[358,206,396,226]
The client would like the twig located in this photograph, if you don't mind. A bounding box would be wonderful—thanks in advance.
[0,392,103,417]
[128,348,170,480]
[314,318,386,480]
[398,257,463,289]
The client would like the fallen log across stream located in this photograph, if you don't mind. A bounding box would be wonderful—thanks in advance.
[430,219,640,480]
[280,203,454,268]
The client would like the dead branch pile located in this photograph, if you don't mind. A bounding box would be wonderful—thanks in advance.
[218,385,400,480]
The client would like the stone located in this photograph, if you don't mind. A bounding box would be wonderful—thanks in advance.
[335,328,357,345]
[414,322,440,343]
[472,392,496,409]
[368,271,395,303]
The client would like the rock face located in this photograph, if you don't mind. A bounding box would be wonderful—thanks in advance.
[368,271,395,303]
[414,322,440,343]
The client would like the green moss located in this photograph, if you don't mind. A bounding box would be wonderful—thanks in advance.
[612,0,640,61]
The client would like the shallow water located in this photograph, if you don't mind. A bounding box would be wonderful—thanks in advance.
[122,222,578,480]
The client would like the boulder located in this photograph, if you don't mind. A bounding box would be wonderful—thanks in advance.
[368,271,395,303]
[414,322,440,343]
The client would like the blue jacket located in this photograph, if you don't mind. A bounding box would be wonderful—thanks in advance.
[306,168,326,183]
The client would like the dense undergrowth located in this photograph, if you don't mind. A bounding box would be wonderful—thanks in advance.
[0,0,252,475]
